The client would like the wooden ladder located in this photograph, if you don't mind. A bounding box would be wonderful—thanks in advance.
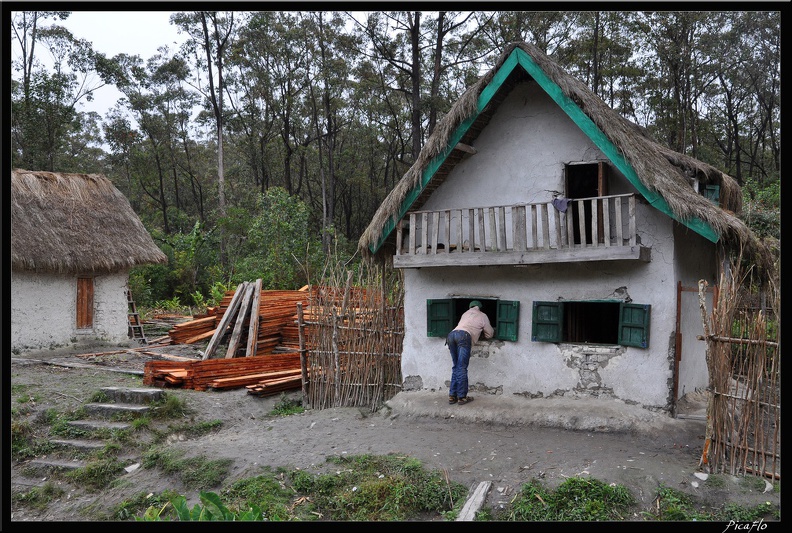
[127,290,148,344]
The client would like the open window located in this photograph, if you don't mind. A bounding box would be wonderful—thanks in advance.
[565,161,608,245]
[427,298,519,341]
[531,300,650,348]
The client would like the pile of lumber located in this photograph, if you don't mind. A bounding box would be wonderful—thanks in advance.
[143,352,303,394]
[163,282,314,359]
[201,281,313,359]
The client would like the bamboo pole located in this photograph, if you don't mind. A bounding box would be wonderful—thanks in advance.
[297,302,309,407]
[698,279,714,470]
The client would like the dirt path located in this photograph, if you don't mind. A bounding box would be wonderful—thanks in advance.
[8,342,781,522]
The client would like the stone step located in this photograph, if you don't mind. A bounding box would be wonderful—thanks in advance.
[67,419,132,431]
[50,438,106,452]
[100,386,165,404]
[83,403,150,418]
[26,458,87,474]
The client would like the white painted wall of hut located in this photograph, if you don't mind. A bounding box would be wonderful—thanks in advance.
[11,270,130,352]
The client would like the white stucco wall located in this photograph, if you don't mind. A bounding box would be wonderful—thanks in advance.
[398,79,707,411]
[11,270,131,352]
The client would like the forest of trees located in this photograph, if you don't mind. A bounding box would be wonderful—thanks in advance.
[10,10,781,307]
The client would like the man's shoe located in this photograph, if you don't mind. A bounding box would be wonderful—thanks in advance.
[448,396,458,404]
[457,396,474,405]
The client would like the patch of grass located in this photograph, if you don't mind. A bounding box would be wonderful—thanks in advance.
[220,468,302,520]
[131,454,467,522]
[715,501,780,522]
[162,419,223,440]
[130,416,152,430]
[14,389,41,405]
[288,454,467,521]
[113,490,183,521]
[66,457,129,492]
[141,447,233,489]
[642,485,715,521]
[270,395,305,417]
[644,483,780,522]
[705,474,726,488]
[88,390,111,403]
[12,482,67,510]
[499,476,635,521]
[738,475,770,493]
[10,420,56,459]
[152,394,192,419]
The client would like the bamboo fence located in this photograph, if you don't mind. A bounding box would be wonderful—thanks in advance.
[698,266,780,480]
[299,263,404,412]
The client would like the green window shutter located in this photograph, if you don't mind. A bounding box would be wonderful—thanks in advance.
[532,301,563,342]
[703,184,720,204]
[427,299,454,337]
[618,303,651,348]
[495,300,519,341]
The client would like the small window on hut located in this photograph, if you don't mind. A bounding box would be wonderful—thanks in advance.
[427,298,519,341]
[701,184,720,204]
[531,300,650,348]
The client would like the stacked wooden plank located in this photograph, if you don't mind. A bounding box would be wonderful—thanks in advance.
[143,353,303,391]
[246,373,303,397]
[167,314,217,344]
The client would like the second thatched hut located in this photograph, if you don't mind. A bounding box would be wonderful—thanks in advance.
[10,169,167,353]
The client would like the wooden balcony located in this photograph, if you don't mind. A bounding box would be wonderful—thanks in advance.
[393,193,650,268]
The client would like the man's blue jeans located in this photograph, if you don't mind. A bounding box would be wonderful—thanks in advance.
[447,329,472,398]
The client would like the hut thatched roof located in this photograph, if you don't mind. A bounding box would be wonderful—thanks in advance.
[358,42,773,277]
[11,169,168,274]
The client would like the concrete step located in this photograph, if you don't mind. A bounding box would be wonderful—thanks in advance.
[67,420,132,431]
[50,438,106,452]
[83,402,150,418]
[100,386,165,404]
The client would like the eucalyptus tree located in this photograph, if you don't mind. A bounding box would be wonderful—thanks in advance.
[353,11,425,161]
[697,11,780,185]
[227,11,314,197]
[106,51,205,235]
[299,11,362,251]
[629,12,720,156]
[171,10,237,266]
[225,11,280,194]
[481,11,579,55]
[352,11,497,164]
[564,12,641,117]
[422,11,493,137]
[10,11,111,171]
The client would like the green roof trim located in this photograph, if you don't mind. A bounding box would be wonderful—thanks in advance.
[371,47,718,252]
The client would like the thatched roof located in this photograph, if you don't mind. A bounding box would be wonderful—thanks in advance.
[11,169,168,274]
[359,42,773,277]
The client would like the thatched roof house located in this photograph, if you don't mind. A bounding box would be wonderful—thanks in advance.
[11,169,167,352]
[356,42,774,415]
[11,169,167,273]
[359,42,772,279]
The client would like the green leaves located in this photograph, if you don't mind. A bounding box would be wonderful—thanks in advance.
[140,491,264,521]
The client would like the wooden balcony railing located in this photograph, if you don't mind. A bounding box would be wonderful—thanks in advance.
[394,193,650,267]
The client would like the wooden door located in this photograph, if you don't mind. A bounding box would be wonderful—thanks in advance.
[566,161,608,245]
[76,277,94,329]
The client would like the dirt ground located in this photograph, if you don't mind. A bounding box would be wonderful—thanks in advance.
[7,340,783,523]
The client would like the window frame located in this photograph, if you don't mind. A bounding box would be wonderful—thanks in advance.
[531,300,651,348]
[427,298,519,341]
